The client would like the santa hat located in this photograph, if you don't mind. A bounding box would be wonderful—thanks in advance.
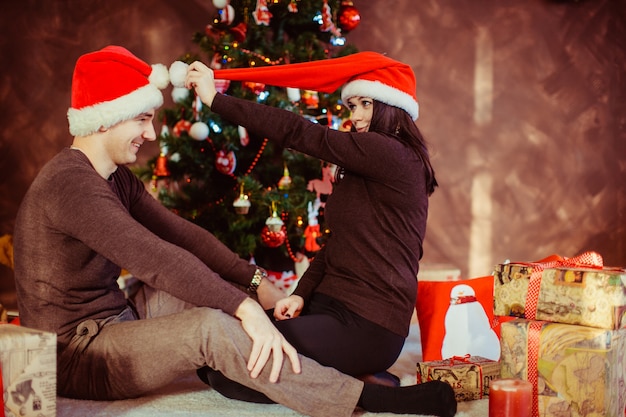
[67,45,170,136]
[170,51,419,120]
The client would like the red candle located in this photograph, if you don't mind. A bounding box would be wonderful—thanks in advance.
[489,378,533,417]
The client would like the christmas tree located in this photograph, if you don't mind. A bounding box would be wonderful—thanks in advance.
[137,0,362,276]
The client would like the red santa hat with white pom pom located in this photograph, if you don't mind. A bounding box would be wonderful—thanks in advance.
[169,51,419,121]
[67,45,170,136]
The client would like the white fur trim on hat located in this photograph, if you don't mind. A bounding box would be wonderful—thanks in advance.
[67,84,164,137]
[341,79,419,121]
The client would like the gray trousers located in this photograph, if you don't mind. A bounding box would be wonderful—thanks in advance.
[57,286,363,417]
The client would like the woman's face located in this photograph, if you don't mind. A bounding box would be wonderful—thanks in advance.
[346,96,373,133]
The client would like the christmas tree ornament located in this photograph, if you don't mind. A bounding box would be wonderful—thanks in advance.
[340,118,352,131]
[229,22,248,43]
[338,1,361,32]
[253,0,272,26]
[219,4,236,25]
[169,152,181,163]
[233,184,251,214]
[243,81,266,95]
[302,90,319,109]
[286,87,301,103]
[160,121,170,140]
[260,225,286,248]
[238,125,250,146]
[215,149,237,175]
[278,164,292,190]
[319,0,342,37]
[189,121,210,141]
[173,119,192,137]
[153,153,170,177]
[194,95,203,114]
[212,0,228,9]
[304,224,322,252]
[215,79,231,94]
[265,203,284,232]
[171,86,190,103]
[288,0,298,13]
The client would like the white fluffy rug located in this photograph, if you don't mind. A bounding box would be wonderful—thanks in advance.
[56,317,489,416]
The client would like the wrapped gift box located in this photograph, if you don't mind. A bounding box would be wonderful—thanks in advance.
[0,324,56,417]
[416,355,501,401]
[500,318,626,417]
[493,261,626,330]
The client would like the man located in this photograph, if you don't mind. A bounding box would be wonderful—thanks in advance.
[13,45,455,417]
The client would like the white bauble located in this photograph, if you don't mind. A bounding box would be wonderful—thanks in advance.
[287,87,301,102]
[213,0,228,9]
[172,87,190,103]
[189,122,210,141]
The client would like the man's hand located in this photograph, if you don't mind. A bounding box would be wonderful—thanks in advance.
[185,61,218,108]
[234,298,301,382]
[274,295,304,321]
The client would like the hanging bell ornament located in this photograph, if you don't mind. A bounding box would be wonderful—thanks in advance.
[153,153,170,177]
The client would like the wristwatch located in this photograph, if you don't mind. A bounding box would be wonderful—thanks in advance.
[248,267,267,294]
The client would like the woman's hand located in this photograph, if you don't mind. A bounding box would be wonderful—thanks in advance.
[185,61,218,108]
[234,298,301,383]
[274,294,304,321]
[256,278,286,310]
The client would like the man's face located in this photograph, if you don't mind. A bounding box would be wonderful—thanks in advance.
[103,110,157,166]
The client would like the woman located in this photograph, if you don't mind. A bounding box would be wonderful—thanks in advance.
[186,52,444,408]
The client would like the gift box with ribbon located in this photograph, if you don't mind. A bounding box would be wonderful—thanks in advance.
[416,355,501,402]
[493,251,626,330]
[500,318,626,417]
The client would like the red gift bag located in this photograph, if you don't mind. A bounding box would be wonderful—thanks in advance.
[416,275,505,361]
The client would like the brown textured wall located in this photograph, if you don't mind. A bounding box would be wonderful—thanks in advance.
[1,0,625,309]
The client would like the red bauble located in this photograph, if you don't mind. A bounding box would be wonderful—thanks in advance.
[173,120,192,137]
[338,1,360,32]
[261,225,286,248]
[215,149,237,175]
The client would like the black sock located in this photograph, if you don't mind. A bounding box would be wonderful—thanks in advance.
[358,380,457,416]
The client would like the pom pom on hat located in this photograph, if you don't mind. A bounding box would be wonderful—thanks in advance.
[169,61,189,88]
[67,45,169,136]
[150,64,170,90]
[213,52,419,120]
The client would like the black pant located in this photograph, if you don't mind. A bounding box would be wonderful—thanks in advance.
[199,293,405,403]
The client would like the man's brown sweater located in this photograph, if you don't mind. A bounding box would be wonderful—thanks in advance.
[14,148,255,348]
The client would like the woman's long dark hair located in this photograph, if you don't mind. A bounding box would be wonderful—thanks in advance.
[367,100,438,195]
